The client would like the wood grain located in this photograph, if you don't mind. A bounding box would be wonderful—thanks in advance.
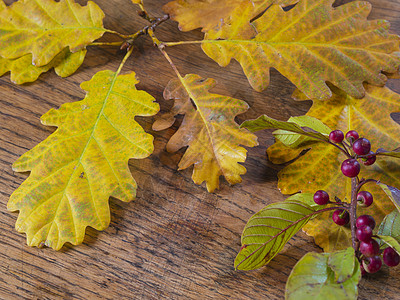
[0,0,399,299]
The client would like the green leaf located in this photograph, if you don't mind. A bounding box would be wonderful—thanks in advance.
[285,248,361,300]
[378,183,400,212]
[235,195,316,270]
[327,247,356,283]
[273,116,331,148]
[285,193,318,208]
[377,235,400,255]
[7,70,160,250]
[377,210,400,243]
[241,115,330,146]
[0,0,105,67]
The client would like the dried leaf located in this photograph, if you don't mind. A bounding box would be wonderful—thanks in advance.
[153,74,258,192]
[267,84,400,251]
[54,49,86,77]
[0,48,86,84]
[163,0,296,32]
[0,0,105,66]
[7,70,159,250]
[202,0,400,100]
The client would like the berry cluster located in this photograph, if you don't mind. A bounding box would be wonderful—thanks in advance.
[313,127,400,276]
[328,129,376,178]
[356,214,400,274]
[313,189,400,274]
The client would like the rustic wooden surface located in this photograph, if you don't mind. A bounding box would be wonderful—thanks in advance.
[0,0,399,299]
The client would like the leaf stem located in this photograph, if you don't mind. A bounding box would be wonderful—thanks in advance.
[89,42,124,47]
[163,40,203,47]
[134,0,154,23]
[326,140,352,158]
[116,46,135,75]
[357,178,378,191]
[148,28,182,80]
[124,14,170,44]
[104,29,131,39]
[99,15,169,49]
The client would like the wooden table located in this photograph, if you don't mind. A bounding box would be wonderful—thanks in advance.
[1,0,399,299]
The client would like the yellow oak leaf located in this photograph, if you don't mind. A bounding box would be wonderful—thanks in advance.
[267,84,400,251]
[0,48,86,84]
[7,70,159,250]
[0,0,105,67]
[152,74,258,192]
[163,0,297,32]
[53,49,87,77]
[201,0,400,100]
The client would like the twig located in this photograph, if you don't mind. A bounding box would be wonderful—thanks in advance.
[350,177,359,255]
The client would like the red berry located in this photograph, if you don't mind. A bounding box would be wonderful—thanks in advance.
[356,215,376,230]
[353,138,371,156]
[313,190,330,205]
[363,255,382,273]
[383,247,400,267]
[332,209,349,226]
[360,239,380,257]
[363,152,376,166]
[346,130,359,142]
[357,191,373,207]
[341,159,360,178]
[356,225,373,242]
[329,130,344,143]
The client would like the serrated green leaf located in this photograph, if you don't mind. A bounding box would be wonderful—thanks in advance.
[377,210,400,242]
[285,248,360,300]
[7,70,159,250]
[0,0,105,66]
[202,0,400,100]
[0,48,86,84]
[378,183,400,212]
[235,195,316,270]
[241,115,330,146]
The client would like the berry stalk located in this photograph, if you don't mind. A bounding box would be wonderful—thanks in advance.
[350,177,359,253]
